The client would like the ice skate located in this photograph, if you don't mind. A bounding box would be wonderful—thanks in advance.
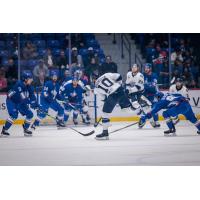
[138,117,146,128]
[164,128,176,136]
[73,118,78,125]
[95,130,109,140]
[150,120,161,128]
[24,128,32,137]
[1,127,10,137]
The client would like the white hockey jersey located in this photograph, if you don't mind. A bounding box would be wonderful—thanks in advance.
[169,84,189,98]
[126,71,144,94]
[95,73,122,97]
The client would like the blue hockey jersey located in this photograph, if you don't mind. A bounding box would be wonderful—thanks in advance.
[59,82,85,104]
[41,80,60,103]
[150,93,187,115]
[7,80,36,105]
[144,72,158,95]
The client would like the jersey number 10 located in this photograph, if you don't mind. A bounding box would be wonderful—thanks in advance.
[98,78,113,93]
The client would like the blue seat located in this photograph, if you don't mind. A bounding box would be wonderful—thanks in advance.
[83,33,95,40]
[0,50,9,57]
[33,40,46,48]
[27,59,38,68]
[0,41,5,49]
[64,48,71,57]
[6,40,15,48]
[38,48,46,57]
[79,48,88,56]
[2,59,9,66]
[99,57,105,64]
[47,40,60,48]
[20,60,27,68]
[86,39,99,48]
[52,48,61,56]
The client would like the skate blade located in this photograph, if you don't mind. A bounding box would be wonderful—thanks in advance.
[164,133,176,137]
[24,133,32,137]
[95,136,109,140]
[0,134,10,138]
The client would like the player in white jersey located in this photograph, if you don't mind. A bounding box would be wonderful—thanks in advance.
[126,64,148,115]
[94,72,132,140]
[169,78,189,98]
[169,78,189,124]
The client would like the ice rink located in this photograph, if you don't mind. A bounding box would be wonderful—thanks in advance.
[0,121,200,166]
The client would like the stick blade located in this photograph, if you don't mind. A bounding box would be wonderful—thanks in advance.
[82,130,95,136]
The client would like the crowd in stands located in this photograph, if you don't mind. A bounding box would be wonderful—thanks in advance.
[1,33,199,93]
[0,33,119,92]
[131,33,200,88]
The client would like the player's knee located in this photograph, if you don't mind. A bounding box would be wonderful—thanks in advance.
[9,112,18,120]
[26,110,34,120]
[163,111,170,119]
[82,106,89,113]
[64,110,70,116]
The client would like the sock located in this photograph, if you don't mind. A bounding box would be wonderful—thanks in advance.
[166,118,174,130]
[23,119,31,130]
[102,118,110,131]
[4,118,14,130]
[194,120,200,131]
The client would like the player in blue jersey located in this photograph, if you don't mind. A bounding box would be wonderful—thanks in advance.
[31,70,65,129]
[1,71,38,137]
[143,63,160,128]
[139,92,200,136]
[58,76,90,125]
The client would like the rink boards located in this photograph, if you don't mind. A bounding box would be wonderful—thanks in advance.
[0,90,200,124]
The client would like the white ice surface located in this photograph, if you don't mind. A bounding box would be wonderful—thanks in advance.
[0,121,200,166]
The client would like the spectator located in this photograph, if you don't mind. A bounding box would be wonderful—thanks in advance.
[182,67,196,88]
[33,59,49,86]
[171,48,183,64]
[56,50,68,78]
[44,48,56,68]
[85,57,99,83]
[85,47,95,66]
[99,55,118,75]
[22,41,38,59]
[71,47,83,67]
[5,58,18,89]
[0,68,8,92]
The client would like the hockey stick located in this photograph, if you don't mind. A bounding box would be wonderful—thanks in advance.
[38,109,95,136]
[94,117,102,127]
[110,121,139,134]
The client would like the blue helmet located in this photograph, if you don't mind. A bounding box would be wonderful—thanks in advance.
[21,71,33,81]
[155,91,164,100]
[144,63,152,69]
[72,76,79,82]
[50,70,58,78]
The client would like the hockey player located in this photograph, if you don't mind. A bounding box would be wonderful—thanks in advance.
[143,63,160,128]
[58,76,90,125]
[169,78,189,98]
[31,70,65,129]
[125,64,144,115]
[95,72,132,140]
[139,92,200,136]
[169,78,189,125]
[1,71,38,137]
